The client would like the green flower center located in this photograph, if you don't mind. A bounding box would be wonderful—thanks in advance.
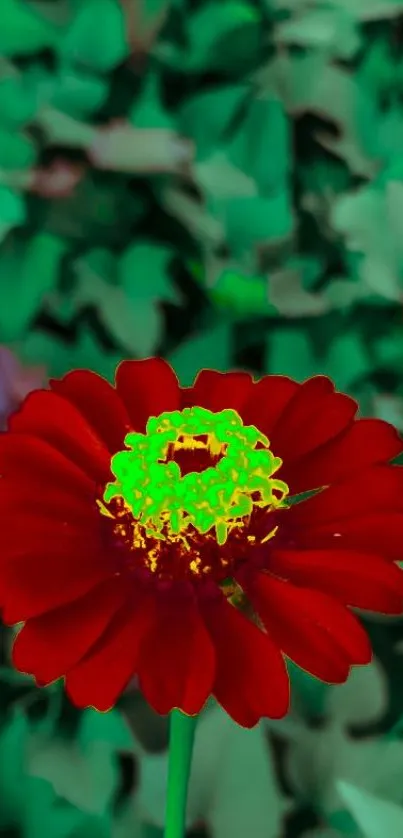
[102,406,289,549]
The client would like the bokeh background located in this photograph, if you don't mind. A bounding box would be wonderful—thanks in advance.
[1,0,403,836]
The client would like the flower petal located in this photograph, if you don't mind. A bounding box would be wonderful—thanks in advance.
[241,375,299,436]
[51,370,130,453]
[201,596,289,727]
[12,577,128,684]
[138,594,215,716]
[269,378,357,463]
[1,527,111,622]
[274,396,357,485]
[183,370,254,413]
[115,359,180,431]
[283,419,403,495]
[0,435,97,525]
[269,549,403,614]
[291,511,403,562]
[0,483,94,525]
[0,433,94,496]
[245,573,371,683]
[285,465,403,528]
[8,391,111,483]
[66,591,155,711]
[0,516,94,555]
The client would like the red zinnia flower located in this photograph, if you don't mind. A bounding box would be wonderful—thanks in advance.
[1,359,403,728]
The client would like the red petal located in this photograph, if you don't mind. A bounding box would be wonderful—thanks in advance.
[286,465,403,528]
[0,483,94,525]
[201,596,289,726]
[0,435,97,525]
[66,592,155,711]
[245,573,371,683]
[115,359,180,432]
[0,433,94,496]
[291,511,403,562]
[284,419,403,495]
[269,549,403,614]
[51,370,130,453]
[138,595,215,716]
[8,391,111,483]
[1,529,111,622]
[12,577,128,683]
[241,375,299,436]
[182,370,254,413]
[0,515,95,555]
[269,378,356,461]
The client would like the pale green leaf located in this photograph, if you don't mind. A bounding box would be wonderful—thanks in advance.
[337,781,403,838]
[0,234,66,341]
[266,330,316,380]
[19,328,123,381]
[167,323,232,386]
[119,243,180,304]
[62,0,128,72]
[51,66,109,116]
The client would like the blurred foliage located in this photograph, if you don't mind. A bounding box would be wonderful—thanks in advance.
[1,0,403,836]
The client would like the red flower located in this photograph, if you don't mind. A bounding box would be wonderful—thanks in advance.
[1,359,403,728]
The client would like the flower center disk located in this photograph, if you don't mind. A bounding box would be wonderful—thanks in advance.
[99,406,289,584]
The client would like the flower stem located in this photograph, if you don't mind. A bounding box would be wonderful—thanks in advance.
[164,709,198,838]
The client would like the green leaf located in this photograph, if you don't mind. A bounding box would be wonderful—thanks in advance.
[19,328,123,381]
[0,75,38,126]
[228,97,289,192]
[0,710,30,828]
[185,1,262,72]
[167,323,232,386]
[268,267,329,317]
[73,263,164,356]
[193,706,283,838]
[178,86,249,159]
[373,329,403,368]
[326,662,387,728]
[0,128,37,169]
[337,781,403,838]
[287,661,329,718]
[143,827,164,838]
[376,102,403,163]
[211,270,277,317]
[0,234,66,341]
[79,707,132,751]
[266,329,316,380]
[332,180,403,302]
[211,192,293,258]
[372,393,403,430]
[358,39,396,97]
[28,731,117,817]
[322,332,369,391]
[62,0,128,72]
[65,815,111,838]
[0,186,26,225]
[0,0,59,54]
[22,777,94,838]
[51,66,109,116]
[130,73,175,131]
[119,242,180,304]
[275,6,359,57]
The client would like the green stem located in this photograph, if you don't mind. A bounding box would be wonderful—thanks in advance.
[164,710,198,838]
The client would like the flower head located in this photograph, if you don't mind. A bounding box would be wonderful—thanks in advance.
[1,359,403,727]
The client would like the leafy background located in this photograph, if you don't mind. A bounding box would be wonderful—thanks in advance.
[1,0,403,835]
